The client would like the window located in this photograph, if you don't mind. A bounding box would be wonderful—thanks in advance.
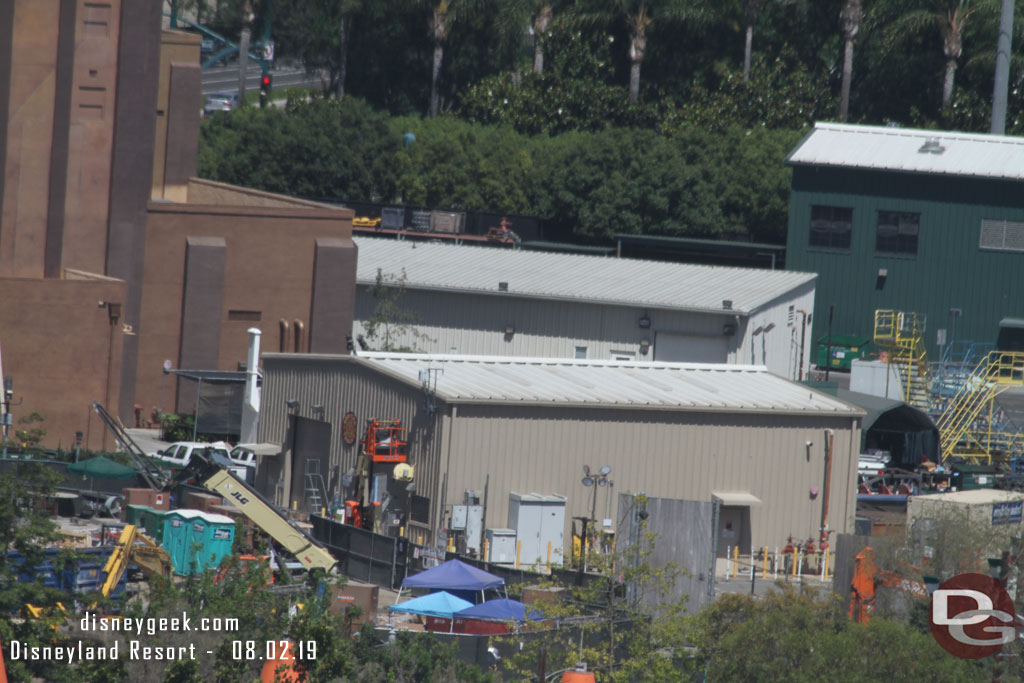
[876,211,920,255]
[809,205,853,250]
[980,219,1024,252]
[574,345,587,359]
[228,310,261,322]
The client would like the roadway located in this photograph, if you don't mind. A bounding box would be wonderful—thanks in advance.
[201,61,322,97]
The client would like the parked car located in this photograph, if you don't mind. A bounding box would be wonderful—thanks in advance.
[150,441,231,468]
[227,443,280,484]
[203,92,240,117]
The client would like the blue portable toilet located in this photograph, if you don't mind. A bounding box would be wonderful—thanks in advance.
[162,510,236,576]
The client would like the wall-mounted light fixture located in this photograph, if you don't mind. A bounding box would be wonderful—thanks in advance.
[504,325,515,337]
[311,404,325,419]
[876,268,888,291]
[638,313,651,329]
[286,399,300,411]
[639,338,651,355]
[722,322,737,337]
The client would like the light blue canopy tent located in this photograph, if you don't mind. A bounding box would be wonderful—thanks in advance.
[389,591,474,632]
[388,591,473,618]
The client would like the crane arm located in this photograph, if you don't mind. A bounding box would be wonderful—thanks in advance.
[91,402,170,491]
[195,464,336,573]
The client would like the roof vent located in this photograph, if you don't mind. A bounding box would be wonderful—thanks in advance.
[498,282,509,292]
[919,138,945,154]
[722,299,732,310]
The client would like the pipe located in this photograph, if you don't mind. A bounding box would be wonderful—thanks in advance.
[820,429,834,545]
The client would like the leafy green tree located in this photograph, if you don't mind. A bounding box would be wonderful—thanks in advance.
[199,97,401,201]
[364,269,434,352]
[688,586,984,682]
[15,410,47,450]
[275,0,371,99]
[0,464,81,682]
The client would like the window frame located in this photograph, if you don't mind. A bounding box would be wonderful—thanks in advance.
[808,205,854,251]
[875,210,920,256]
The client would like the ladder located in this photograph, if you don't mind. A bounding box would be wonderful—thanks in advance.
[304,459,327,514]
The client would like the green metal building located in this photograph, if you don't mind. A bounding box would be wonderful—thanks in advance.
[785,123,1024,361]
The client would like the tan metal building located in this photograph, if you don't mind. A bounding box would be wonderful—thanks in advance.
[353,238,817,380]
[259,352,864,557]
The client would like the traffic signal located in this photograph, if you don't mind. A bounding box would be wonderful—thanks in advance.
[259,73,271,108]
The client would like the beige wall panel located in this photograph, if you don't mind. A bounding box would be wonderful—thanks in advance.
[442,406,858,556]
[259,357,446,531]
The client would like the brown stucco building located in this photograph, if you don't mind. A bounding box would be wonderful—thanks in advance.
[0,1,356,450]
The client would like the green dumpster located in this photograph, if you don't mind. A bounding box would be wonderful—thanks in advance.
[139,507,167,544]
[815,335,872,371]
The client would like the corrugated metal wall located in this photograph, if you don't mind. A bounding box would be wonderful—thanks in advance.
[259,354,446,539]
[261,355,861,554]
[786,167,1024,357]
[353,286,814,378]
[444,404,859,555]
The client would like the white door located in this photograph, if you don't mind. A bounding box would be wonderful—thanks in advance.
[654,332,728,363]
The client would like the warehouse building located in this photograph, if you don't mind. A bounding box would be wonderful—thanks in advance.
[257,352,863,558]
[352,238,817,380]
[785,123,1024,358]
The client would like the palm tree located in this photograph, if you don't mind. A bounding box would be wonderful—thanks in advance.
[886,1,984,109]
[839,0,863,121]
[499,0,557,74]
[587,1,707,103]
[423,0,489,117]
[742,0,768,81]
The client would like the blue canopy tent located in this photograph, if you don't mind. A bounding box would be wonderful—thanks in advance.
[454,598,544,622]
[388,591,474,634]
[398,559,507,605]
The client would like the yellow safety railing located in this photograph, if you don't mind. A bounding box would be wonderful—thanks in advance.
[936,351,1024,463]
[873,310,930,408]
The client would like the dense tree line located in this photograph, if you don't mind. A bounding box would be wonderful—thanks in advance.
[199,97,800,243]
[195,0,1024,243]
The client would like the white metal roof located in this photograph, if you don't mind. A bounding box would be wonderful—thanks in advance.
[786,122,1024,181]
[353,237,815,316]
[355,352,863,416]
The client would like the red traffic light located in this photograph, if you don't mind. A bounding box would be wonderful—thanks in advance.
[261,75,270,87]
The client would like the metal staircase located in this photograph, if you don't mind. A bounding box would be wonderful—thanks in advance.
[935,351,1024,463]
[873,310,930,409]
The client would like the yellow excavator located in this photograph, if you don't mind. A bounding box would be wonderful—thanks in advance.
[98,524,172,597]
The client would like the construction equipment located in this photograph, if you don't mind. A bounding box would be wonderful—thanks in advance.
[92,402,336,574]
[848,546,930,624]
[99,525,171,597]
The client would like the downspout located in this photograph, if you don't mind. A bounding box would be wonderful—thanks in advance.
[820,429,834,544]
[438,404,457,550]
[846,418,858,533]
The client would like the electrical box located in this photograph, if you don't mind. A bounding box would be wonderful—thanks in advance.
[464,504,483,555]
[451,505,468,530]
[485,528,517,564]
[508,493,567,569]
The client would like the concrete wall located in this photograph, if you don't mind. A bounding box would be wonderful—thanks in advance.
[152,30,200,202]
[135,203,356,417]
[353,279,816,380]
[0,274,126,451]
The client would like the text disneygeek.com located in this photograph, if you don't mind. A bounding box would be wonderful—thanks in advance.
[3,612,267,664]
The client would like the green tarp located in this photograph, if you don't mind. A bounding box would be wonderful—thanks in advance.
[67,456,137,479]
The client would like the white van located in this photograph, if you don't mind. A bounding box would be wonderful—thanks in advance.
[151,441,231,469]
